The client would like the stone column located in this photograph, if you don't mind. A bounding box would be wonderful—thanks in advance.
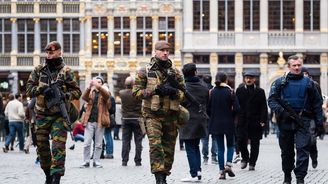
[108,16,114,58]
[10,72,18,94]
[210,0,218,32]
[33,18,41,66]
[210,52,218,86]
[183,53,193,64]
[174,15,182,59]
[79,18,85,54]
[85,16,92,58]
[84,60,93,90]
[260,0,268,45]
[10,18,17,67]
[321,0,328,32]
[106,60,115,95]
[320,53,328,95]
[183,0,193,32]
[11,18,17,54]
[295,0,304,45]
[235,0,243,46]
[56,18,63,46]
[130,16,137,58]
[152,16,159,51]
[235,53,243,88]
[260,53,269,95]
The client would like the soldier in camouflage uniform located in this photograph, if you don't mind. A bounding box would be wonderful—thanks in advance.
[26,41,82,184]
[132,41,185,184]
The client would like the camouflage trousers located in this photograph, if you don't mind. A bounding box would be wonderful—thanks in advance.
[35,114,67,176]
[145,116,178,175]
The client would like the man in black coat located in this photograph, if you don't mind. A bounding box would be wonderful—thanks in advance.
[236,72,268,171]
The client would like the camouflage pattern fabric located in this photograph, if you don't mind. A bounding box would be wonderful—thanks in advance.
[26,63,81,177]
[133,57,185,175]
[35,114,67,176]
[145,115,178,175]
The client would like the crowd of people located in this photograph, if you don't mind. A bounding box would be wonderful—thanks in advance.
[0,40,327,184]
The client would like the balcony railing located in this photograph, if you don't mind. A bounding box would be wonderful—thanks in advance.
[64,56,79,66]
[268,31,295,46]
[39,2,57,13]
[63,2,80,13]
[0,3,11,14]
[17,56,34,66]
[0,55,10,66]
[218,32,235,46]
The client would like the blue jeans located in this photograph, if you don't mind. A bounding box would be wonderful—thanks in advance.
[184,139,201,177]
[214,134,235,170]
[104,127,113,155]
[201,134,217,159]
[5,121,24,150]
[74,134,84,142]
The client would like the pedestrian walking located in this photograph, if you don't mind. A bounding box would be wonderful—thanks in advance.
[268,55,325,184]
[133,40,185,184]
[200,75,218,165]
[26,41,82,184]
[179,63,209,182]
[80,76,111,169]
[301,67,325,169]
[103,95,116,159]
[235,72,268,171]
[3,93,25,153]
[119,76,143,166]
[208,72,240,180]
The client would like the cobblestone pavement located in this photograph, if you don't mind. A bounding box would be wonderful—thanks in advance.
[1,134,328,184]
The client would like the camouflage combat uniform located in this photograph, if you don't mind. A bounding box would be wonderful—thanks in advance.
[26,62,81,177]
[132,57,185,175]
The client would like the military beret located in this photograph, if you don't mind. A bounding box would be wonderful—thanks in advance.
[44,41,62,51]
[155,41,171,50]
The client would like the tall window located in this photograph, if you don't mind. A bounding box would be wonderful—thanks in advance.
[92,17,108,56]
[40,19,57,50]
[114,17,130,56]
[243,0,260,31]
[193,54,210,64]
[218,0,235,31]
[193,0,210,31]
[63,18,80,54]
[243,54,259,64]
[159,16,175,52]
[17,19,34,53]
[269,0,295,30]
[0,19,11,53]
[304,0,320,31]
[136,17,152,56]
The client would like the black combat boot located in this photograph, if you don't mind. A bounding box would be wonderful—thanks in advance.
[44,169,52,184]
[283,173,291,184]
[52,174,61,184]
[154,172,167,184]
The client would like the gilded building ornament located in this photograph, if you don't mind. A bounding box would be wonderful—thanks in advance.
[128,60,137,68]
[33,18,40,23]
[277,51,286,69]
[93,4,107,14]
[117,5,127,13]
[159,4,173,13]
[138,4,149,14]
[107,60,115,69]
[10,18,17,23]
[56,18,63,23]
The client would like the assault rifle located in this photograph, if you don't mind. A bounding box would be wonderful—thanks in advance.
[157,64,209,119]
[276,98,304,128]
[45,66,76,150]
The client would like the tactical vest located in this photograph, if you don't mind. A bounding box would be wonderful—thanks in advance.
[35,65,70,114]
[281,77,309,112]
[142,65,180,112]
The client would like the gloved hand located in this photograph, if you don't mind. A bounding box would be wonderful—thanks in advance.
[279,110,291,120]
[38,85,53,97]
[155,83,178,96]
[315,125,325,137]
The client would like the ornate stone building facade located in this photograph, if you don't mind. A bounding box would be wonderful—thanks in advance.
[0,0,183,96]
[183,0,328,95]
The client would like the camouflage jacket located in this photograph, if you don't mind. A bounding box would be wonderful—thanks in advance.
[26,62,82,115]
[132,57,185,115]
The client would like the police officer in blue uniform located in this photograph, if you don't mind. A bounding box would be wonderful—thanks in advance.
[268,55,325,184]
